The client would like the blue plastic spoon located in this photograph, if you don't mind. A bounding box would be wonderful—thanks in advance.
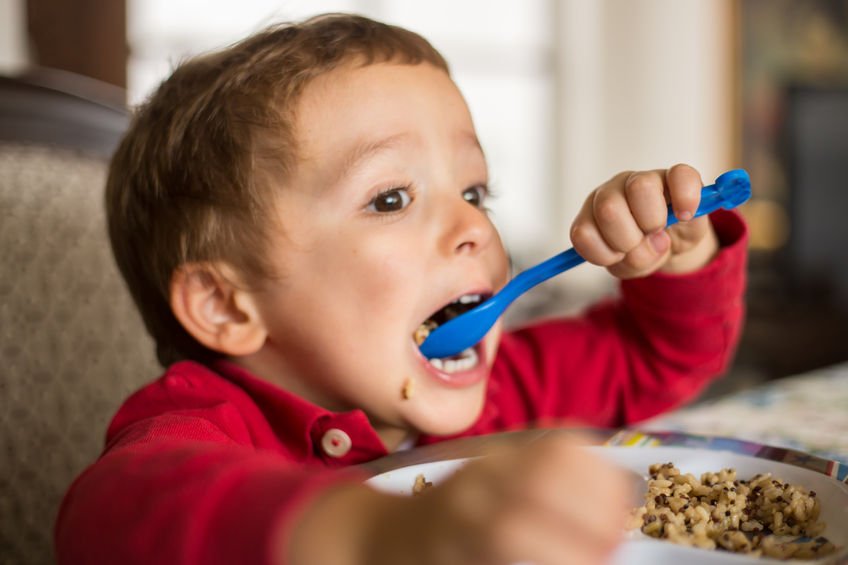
[418,169,751,359]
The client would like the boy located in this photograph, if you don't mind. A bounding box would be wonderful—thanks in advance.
[55,13,747,565]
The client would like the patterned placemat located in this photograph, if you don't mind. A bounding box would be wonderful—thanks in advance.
[640,363,848,466]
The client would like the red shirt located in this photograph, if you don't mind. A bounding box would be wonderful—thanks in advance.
[55,210,747,565]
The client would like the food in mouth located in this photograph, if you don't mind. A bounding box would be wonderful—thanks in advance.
[414,293,485,349]
[413,321,437,347]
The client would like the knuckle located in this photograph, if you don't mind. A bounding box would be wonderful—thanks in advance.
[624,172,657,199]
[603,250,627,267]
[621,232,644,254]
[593,195,620,224]
[668,163,702,194]
[569,222,593,250]
[669,162,695,177]
[623,243,658,270]
[640,218,665,235]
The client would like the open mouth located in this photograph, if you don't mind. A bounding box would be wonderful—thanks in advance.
[414,293,489,369]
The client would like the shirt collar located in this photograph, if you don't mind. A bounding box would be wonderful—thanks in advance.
[211,360,390,467]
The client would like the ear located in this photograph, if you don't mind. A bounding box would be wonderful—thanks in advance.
[170,263,267,357]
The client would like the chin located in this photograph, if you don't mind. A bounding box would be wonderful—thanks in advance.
[408,388,487,437]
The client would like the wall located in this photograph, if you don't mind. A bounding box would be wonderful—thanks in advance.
[0,0,28,73]
[551,0,736,308]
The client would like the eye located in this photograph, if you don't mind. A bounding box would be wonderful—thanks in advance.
[462,184,488,208]
[368,187,412,213]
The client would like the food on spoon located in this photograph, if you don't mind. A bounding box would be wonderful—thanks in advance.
[413,294,484,348]
[414,320,437,346]
[629,462,836,559]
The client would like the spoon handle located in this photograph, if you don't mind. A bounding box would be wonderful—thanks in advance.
[507,248,585,299]
[494,168,751,307]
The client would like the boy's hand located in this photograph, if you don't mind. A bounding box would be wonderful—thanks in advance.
[406,435,630,565]
[286,435,631,565]
[570,164,719,278]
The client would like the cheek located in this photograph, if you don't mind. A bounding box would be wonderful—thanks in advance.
[490,234,511,287]
[352,258,420,316]
[336,237,423,299]
[476,317,504,369]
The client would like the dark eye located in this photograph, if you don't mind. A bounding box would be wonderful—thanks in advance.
[368,188,412,213]
[462,185,488,208]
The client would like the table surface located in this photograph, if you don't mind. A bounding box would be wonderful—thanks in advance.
[643,361,848,463]
[360,362,848,478]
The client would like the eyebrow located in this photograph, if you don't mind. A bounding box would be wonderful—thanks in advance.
[333,129,485,184]
[336,133,411,182]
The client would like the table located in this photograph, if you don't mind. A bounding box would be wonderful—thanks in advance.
[361,362,848,479]
[642,361,848,464]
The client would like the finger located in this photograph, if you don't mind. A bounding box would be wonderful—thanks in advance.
[668,214,711,248]
[591,183,645,253]
[571,193,625,266]
[491,510,615,565]
[523,439,629,551]
[623,170,669,233]
[608,232,670,279]
[666,163,703,222]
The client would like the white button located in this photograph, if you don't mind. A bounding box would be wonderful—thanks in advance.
[321,428,352,458]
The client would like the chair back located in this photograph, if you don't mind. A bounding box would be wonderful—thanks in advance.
[0,70,160,565]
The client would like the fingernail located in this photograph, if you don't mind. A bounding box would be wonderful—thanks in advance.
[678,210,693,222]
[649,231,669,254]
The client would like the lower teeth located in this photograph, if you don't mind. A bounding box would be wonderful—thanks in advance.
[428,347,478,373]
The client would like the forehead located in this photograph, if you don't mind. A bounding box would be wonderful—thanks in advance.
[292,62,479,160]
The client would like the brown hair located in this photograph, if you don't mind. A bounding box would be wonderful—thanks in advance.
[106,13,449,366]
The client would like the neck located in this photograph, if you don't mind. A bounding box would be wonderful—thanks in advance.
[377,426,416,452]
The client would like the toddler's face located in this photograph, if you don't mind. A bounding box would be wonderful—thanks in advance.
[245,62,509,447]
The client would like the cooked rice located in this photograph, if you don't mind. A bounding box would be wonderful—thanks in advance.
[412,473,433,495]
[413,321,437,346]
[629,462,836,559]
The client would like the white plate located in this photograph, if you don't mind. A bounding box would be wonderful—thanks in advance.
[366,446,848,564]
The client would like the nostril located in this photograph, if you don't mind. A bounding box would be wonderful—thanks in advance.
[443,202,495,256]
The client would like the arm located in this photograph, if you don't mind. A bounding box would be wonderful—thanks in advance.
[286,434,629,565]
[54,413,362,565]
[56,416,630,565]
[483,166,748,429]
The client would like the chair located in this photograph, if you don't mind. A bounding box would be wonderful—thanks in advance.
[0,70,160,565]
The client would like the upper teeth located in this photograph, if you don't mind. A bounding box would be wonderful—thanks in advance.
[455,293,482,305]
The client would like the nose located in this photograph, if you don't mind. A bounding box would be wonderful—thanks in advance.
[440,194,497,256]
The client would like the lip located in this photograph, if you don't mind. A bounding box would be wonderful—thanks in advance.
[413,340,489,388]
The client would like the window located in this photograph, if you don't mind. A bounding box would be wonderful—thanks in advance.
[128,0,557,264]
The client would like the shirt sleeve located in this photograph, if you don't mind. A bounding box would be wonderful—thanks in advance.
[485,209,748,430]
[54,409,364,565]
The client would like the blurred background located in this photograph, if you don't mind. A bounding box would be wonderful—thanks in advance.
[2,0,847,384]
